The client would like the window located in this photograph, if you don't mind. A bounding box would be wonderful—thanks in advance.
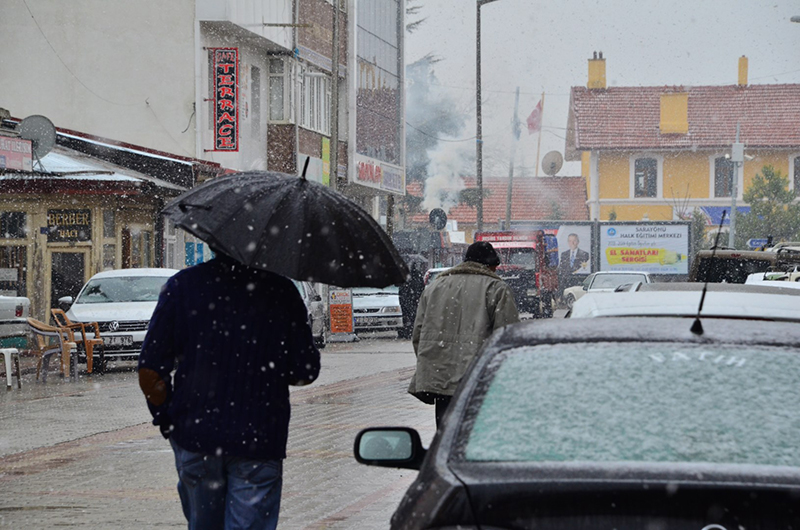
[0,212,26,239]
[102,244,116,271]
[268,58,292,123]
[462,342,800,466]
[634,158,657,198]
[794,156,800,196]
[103,210,115,238]
[251,65,262,136]
[299,66,331,135]
[715,156,735,197]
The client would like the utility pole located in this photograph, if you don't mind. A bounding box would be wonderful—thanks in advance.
[728,123,743,248]
[476,0,500,233]
[330,1,340,192]
[504,86,520,229]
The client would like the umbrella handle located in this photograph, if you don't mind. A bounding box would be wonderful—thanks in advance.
[301,156,310,180]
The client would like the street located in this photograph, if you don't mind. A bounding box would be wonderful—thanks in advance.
[0,336,434,529]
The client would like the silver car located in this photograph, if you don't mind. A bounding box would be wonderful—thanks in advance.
[291,280,325,347]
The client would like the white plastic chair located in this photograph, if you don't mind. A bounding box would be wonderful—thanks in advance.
[1,348,21,389]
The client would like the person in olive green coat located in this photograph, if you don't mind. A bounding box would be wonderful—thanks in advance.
[408,241,520,427]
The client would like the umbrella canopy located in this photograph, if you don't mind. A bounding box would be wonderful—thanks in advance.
[162,171,408,287]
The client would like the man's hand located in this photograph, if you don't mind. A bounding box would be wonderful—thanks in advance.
[139,368,169,406]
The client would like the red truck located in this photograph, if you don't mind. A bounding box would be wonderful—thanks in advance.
[474,230,559,318]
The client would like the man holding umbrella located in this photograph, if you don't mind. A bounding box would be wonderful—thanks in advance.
[139,169,409,529]
[139,249,320,529]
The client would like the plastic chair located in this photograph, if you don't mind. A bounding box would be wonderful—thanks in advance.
[51,308,105,374]
[1,348,21,389]
[27,317,76,382]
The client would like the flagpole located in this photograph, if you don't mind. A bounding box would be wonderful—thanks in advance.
[535,91,544,177]
[505,86,520,229]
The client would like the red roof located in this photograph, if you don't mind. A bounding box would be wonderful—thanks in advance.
[407,176,589,225]
[568,84,800,152]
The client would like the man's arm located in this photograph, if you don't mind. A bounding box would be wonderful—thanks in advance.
[138,277,179,437]
[411,288,429,355]
[490,283,520,331]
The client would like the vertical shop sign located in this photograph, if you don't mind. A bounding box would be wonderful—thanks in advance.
[212,48,239,151]
[328,288,353,334]
[321,138,331,186]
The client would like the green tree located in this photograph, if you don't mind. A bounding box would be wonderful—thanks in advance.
[735,165,800,248]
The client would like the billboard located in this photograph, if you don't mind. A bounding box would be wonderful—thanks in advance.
[599,223,690,274]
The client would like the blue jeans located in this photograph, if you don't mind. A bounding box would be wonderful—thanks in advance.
[170,438,282,530]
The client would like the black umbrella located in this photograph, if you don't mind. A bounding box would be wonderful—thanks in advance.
[162,170,408,287]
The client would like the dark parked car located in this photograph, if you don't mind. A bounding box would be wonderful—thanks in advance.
[355,316,800,529]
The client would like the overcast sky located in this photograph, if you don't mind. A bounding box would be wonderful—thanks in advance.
[405,0,800,176]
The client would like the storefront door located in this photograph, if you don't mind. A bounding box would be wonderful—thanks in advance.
[50,251,87,308]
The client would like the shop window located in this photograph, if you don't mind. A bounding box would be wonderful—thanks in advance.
[103,210,116,238]
[124,228,153,268]
[103,244,116,271]
[714,156,735,197]
[634,158,658,198]
[1,212,26,239]
[0,246,26,296]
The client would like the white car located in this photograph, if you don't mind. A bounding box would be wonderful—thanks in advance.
[569,282,800,321]
[291,280,325,347]
[352,286,403,333]
[562,271,652,309]
[62,268,179,361]
[0,295,30,349]
[744,271,800,289]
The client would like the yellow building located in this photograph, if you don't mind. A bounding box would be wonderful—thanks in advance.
[566,54,800,225]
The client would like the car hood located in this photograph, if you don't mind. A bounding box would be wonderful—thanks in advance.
[352,294,400,310]
[67,302,158,322]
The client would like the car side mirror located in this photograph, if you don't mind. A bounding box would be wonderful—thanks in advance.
[58,296,74,310]
[581,285,587,291]
[313,293,322,302]
[354,427,426,470]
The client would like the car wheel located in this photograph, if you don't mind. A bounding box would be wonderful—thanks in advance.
[565,293,576,310]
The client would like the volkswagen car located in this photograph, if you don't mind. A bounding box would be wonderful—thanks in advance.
[61,268,179,362]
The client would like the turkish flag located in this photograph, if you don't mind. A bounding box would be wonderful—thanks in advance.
[526,100,543,135]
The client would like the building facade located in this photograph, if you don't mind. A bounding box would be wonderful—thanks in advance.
[566,54,800,224]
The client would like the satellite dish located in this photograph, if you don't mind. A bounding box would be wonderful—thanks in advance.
[541,151,563,176]
[19,115,56,159]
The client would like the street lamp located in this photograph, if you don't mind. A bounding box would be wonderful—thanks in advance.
[476,0,501,233]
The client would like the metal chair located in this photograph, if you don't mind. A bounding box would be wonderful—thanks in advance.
[27,317,76,382]
[51,308,105,374]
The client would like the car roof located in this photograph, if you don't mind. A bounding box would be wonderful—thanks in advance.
[568,282,800,321]
[88,268,181,279]
[488,316,800,358]
[590,270,651,275]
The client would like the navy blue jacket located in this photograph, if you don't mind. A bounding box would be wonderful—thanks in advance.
[139,256,321,460]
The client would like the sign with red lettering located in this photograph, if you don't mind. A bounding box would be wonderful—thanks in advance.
[211,48,239,151]
[0,137,32,171]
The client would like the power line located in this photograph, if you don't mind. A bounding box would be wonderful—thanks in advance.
[22,0,139,107]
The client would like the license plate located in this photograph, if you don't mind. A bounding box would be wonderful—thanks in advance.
[104,335,133,347]
[357,317,380,326]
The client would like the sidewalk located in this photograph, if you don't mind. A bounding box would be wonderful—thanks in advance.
[0,337,432,529]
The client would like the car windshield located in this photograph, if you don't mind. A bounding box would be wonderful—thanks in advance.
[462,342,800,467]
[498,249,537,268]
[75,276,170,304]
[352,286,399,296]
[590,274,646,289]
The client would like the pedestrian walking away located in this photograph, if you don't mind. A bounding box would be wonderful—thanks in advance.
[408,241,519,428]
[138,251,321,530]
